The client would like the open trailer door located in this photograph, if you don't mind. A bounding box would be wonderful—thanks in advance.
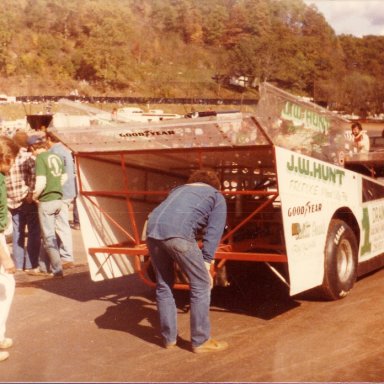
[51,112,275,283]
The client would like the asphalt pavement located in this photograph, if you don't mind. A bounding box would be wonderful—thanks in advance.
[1,227,384,382]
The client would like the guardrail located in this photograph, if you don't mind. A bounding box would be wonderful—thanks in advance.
[16,96,258,105]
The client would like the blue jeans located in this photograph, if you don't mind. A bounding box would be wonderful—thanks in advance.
[37,200,63,274]
[146,237,211,347]
[55,199,74,262]
[10,201,41,270]
[72,197,79,225]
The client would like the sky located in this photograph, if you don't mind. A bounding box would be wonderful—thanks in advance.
[303,0,384,37]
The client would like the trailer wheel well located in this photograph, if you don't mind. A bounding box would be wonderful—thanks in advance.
[332,208,360,248]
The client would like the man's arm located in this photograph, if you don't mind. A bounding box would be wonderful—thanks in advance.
[25,156,36,190]
[201,193,227,263]
[61,172,68,186]
[33,175,46,200]
[24,156,36,203]
[362,133,370,152]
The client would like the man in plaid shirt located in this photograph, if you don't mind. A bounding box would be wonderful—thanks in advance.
[5,131,40,271]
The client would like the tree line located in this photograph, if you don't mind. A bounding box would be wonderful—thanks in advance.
[0,0,383,115]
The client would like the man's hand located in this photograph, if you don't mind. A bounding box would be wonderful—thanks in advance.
[2,258,16,274]
[204,261,214,289]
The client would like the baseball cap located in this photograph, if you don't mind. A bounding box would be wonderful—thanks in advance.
[27,135,46,146]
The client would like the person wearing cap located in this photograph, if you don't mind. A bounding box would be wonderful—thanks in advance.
[27,134,67,278]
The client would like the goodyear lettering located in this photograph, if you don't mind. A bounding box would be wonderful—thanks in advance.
[287,202,322,217]
[119,130,175,138]
[287,154,345,185]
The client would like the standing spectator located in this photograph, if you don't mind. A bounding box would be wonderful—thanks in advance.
[46,132,76,268]
[28,135,67,278]
[5,131,40,272]
[351,122,370,154]
[0,136,20,362]
[146,169,228,353]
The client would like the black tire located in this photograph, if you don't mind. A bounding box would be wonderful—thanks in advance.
[320,219,358,300]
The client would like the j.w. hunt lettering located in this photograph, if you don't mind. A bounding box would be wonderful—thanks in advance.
[287,154,345,185]
[281,101,330,133]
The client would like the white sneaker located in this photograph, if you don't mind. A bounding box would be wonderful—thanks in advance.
[27,268,52,277]
[0,338,13,349]
[0,351,9,362]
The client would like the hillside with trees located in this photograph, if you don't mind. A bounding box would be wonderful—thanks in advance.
[0,0,383,115]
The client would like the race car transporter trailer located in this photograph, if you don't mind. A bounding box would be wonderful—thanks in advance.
[51,83,384,300]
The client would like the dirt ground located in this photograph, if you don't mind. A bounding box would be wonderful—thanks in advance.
[1,228,384,383]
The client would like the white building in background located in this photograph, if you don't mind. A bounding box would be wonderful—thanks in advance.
[0,94,17,104]
[0,118,28,137]
[52,112,94,128]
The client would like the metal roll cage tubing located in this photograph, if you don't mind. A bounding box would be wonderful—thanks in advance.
[77,151,289,290]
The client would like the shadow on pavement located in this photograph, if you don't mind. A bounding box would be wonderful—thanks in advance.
[15,261,300,335]
[94,295,164,348]
[15,266,154,303]
[142,262,300,321]
[210,262,300,320]
[16,266,165,348]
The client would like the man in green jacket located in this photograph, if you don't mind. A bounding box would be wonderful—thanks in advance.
[28,135,67,278]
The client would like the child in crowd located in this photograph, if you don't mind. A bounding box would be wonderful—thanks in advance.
[0,136,20,362]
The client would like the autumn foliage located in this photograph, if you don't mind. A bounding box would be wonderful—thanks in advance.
[0,0,383,114]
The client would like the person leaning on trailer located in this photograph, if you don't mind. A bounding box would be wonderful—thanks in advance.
[146,168,228,353]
